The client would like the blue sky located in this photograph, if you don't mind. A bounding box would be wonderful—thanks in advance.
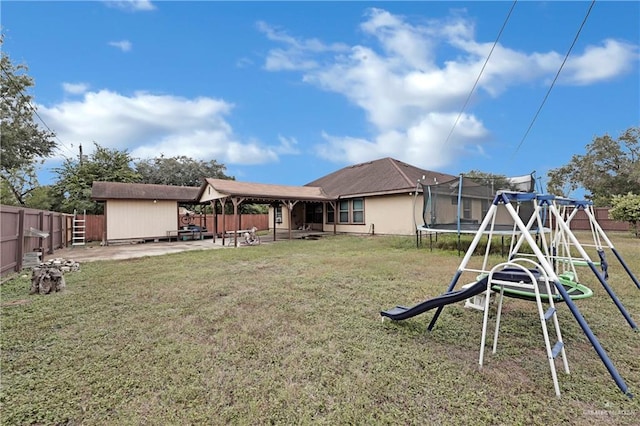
[3,1,639,196]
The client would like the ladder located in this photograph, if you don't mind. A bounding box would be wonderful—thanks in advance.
[479,260,570,397]
[72,209,86,246]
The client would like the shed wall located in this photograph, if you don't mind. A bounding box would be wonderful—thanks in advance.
[106,200,177,240]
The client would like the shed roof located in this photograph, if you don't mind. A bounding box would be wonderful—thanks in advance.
[306,157,456,198]
[91,181,199,202]
[197,178,331,203]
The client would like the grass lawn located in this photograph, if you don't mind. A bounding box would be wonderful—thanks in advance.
[1,232,639,425]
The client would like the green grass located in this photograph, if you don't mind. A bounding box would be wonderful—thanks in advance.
[1,233,639,425]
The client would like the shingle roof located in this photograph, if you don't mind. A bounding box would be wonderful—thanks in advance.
[305,157,456,198]
[198,178,331,202]
[91,181,199,202]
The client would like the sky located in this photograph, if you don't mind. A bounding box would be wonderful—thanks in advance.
[2,0,639,196]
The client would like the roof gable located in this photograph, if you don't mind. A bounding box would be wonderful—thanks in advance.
[306,157,456,198]
[198,178,331,203]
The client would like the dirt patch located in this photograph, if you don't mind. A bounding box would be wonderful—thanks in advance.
[1,299,32,307]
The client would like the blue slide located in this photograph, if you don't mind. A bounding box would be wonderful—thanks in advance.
[381,276,490,321]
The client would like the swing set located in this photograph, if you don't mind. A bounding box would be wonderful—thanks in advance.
[383,191,638,397]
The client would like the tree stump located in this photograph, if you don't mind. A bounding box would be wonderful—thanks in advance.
[30,265,66,295]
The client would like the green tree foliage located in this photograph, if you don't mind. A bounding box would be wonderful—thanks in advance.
[0,163,43,207]
[547,127,640,206]
[463,170,520,192]
[0,40,57,205]
[609,193,640,237]
[135,155,232,187]
[52,143,140,214]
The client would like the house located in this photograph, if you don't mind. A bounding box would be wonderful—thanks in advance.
[196,157,458,237]
[93,157,517,242]
[91,181,200,242]
[302,157,456,235]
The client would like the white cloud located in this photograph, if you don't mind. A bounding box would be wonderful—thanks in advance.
[260,7,639,169]
[256,21,349,71]
[275,135,301,155]
[62,82,90,95]
[316,112,488,169]
[563,39,639,85]
[37,90,280,165]
[104,0,155,12]
[108,40,132,52]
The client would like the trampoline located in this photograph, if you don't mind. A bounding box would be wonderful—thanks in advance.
[415,173,540,251]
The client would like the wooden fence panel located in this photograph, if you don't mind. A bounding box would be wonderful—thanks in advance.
[554,207,630,232]
[81,214,269,242]
[180,214,269,234]
[0,205,72,277]
[0,207,20,276]
[85,215,105,242]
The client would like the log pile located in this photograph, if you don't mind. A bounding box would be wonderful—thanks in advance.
[30,259,80,295]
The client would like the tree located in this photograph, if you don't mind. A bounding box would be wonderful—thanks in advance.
[463,170,522,192]
[52,143,140,214]
[0,39,57,205]
[609,193,640,237]
[0,163,43,207]
[135,155,231,187]
[547,127,640,206]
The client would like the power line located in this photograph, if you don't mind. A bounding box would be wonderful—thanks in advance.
[511,0,596,156]
[442,0,518,148]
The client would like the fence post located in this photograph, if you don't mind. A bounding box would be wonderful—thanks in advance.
[39,211,45,253]
[48,213,55,254]
[16,209,25,273]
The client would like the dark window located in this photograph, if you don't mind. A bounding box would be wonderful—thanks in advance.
[326,204,334,224]
[352,198,364,223]
[481,199,490,219]
[305,203,323,224]
[462,198,472,219]
[339,201,349,223]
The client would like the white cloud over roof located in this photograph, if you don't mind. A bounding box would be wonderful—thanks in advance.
[260,7,639,169]
[35,6,638,175]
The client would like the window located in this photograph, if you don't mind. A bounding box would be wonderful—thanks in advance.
[327,204,335,224]
[338,199,364,224]
[339,201,349,223]
[451,195,458,205]
[352,198,364,223]
[305,203,323,224]
[462,198,472,219]
[275,206,282,223]
[481,199,490,219]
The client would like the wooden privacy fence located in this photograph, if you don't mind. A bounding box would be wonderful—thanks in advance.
[548,207,630,232]
[82,213,269,242]
[1,205,73,276]
[178,213,269,235]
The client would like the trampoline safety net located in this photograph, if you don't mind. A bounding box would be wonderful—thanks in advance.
[420,173,536,234]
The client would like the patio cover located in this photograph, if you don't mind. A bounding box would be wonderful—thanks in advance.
[196,178,335,245]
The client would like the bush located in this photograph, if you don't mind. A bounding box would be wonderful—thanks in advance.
[609,193,640,237]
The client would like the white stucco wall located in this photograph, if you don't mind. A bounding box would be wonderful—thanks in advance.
[106,200,177,240]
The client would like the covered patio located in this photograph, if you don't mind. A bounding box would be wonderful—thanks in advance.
[196,179,337,247]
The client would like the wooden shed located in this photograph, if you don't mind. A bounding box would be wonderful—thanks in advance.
[91,182,199,243]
